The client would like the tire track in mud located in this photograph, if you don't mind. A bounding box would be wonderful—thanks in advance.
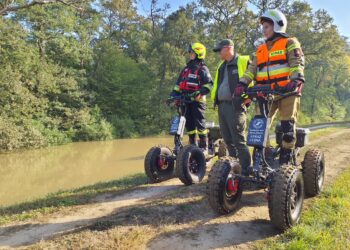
[0,129,349,249]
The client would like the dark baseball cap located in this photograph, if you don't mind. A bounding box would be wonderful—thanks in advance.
[213,39,235,52]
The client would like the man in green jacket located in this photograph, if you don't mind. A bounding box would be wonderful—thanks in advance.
[212,39,251,174]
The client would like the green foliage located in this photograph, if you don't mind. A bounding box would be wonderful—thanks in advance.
[0,0,349,151]
[0,5,112,151]
[89,39,160,137]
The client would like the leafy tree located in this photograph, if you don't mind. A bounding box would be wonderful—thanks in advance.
[0,0,348,151]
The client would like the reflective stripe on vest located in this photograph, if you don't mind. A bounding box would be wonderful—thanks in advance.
[256,38,290,88]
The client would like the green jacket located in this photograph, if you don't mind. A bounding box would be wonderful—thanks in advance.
[211,54,250,105]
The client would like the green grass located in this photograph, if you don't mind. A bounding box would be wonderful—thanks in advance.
[257,168,350,250]
[0,174,147,225]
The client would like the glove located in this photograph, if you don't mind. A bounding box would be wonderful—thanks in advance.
[241,82,255,108]
[283,80,303,93]
[192,90,202,101]
[168,91,181,106]
[170,90,180,98]
[241,82,254,100]
[199,86,210,96]
[242,98,252,108]
[234,82,247,97]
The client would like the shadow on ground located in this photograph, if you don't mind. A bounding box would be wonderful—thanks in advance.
[147,219,278,250]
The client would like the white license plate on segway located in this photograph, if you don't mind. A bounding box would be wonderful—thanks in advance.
[247,116,270,147]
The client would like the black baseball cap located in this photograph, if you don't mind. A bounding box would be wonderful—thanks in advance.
[213,39,235,52]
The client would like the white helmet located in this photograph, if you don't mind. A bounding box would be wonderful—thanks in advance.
[260,9,287,36]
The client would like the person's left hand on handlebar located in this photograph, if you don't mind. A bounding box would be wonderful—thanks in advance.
[239,82,254,107]
[165,98,173,105]
[166,98,181,106]
[192,90,202,102]
[283,80,304,93]
[233,82,248,97]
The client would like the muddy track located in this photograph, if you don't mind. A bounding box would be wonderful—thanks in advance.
[0,129,350,249]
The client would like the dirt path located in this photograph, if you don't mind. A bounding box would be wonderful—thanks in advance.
[0,183,181,248]
[0,129,349,249]
[149,129,350,250]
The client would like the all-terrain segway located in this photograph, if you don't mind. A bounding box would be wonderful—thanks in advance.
[144,93,228,185]
[207,85,325,231]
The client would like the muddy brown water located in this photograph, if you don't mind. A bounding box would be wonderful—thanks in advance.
[0,137,172,207]
[1,122,348,207]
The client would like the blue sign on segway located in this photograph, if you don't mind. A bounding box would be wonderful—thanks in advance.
[247,116,270,147]
[169,116,180,135]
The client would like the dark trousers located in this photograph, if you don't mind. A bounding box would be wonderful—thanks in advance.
[218,101,251,169]
[184,102,207,147]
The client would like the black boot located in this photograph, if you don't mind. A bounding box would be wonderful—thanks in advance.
[241,166,252,177]
[199,136,207,149]
[279,148,292,165]
[199,136,208,156]
[189,134,197,145]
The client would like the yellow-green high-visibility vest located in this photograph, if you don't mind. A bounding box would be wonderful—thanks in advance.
[211,55,250,102]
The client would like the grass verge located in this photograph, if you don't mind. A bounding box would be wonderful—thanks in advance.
[308,127,344,140]
[257,168,350,250]
[0,174,147,225]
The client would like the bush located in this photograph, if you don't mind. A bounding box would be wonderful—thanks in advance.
[110,115,137,138]
[73,106,114,141]
[0,117,47,151]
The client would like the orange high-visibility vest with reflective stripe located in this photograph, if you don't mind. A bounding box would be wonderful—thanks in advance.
[256,38,290,88]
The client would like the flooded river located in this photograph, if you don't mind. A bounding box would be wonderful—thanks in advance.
[1,122,348,207]
[0,137,172,207]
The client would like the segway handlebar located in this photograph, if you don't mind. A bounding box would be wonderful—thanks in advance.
[166,93,195,105]
[245,85,297,99]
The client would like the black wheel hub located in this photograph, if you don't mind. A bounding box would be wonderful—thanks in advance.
[188,156,200,173]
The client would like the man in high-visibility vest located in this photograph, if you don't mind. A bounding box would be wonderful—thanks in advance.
[238,9,305,165]
[212,39,251,174]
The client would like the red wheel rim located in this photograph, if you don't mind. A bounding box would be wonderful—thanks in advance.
[157,157,168,170]
[226,177,239,196]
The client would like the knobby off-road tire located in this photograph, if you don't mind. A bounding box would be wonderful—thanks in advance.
[176,144,206,185]
[302,149,325,197]
[268,165,304,232]
[144,146,174,183]
[207,157,242,214]
[218,140,229,158]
